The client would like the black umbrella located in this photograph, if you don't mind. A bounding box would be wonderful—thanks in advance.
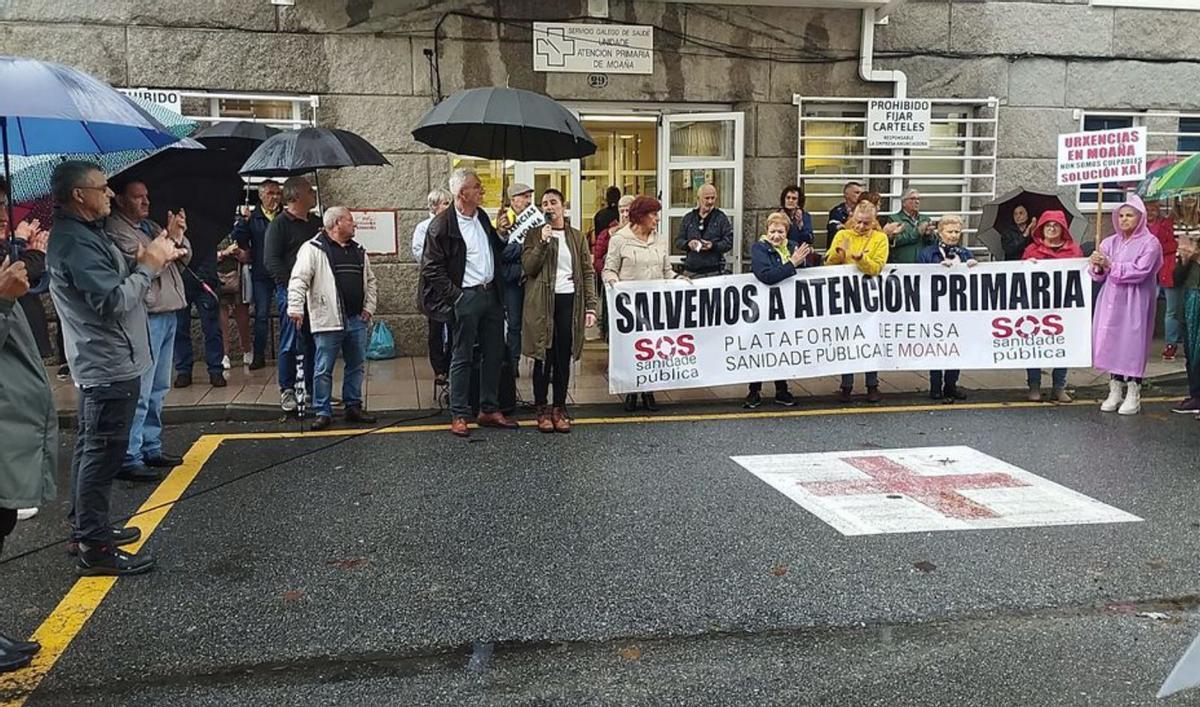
[975,187,1089,260]
[411,87,596,162]
[193,120,281,163]
[238,127,389,177]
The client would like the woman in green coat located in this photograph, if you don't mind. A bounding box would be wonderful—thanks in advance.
[0,257,57,674]
[522,189,598,434]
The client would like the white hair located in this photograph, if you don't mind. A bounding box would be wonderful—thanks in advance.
[322,206,351,231]
[448,167,478,197]
[902,188,921,201]
[427,188,452,213]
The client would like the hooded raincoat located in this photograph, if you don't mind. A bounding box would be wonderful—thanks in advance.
[1022,211,1084,261]
[0,299,57,510]
[1091,196,1163,378]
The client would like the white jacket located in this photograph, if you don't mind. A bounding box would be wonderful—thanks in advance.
[287,234,378,333]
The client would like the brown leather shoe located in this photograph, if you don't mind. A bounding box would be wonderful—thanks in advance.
[477,411,519,429]
[536,407,555,433]
[551,407,571,433]
[866,386,882,403]
[450,416,470,437]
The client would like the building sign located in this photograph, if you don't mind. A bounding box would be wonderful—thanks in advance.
[507,203,546,245]
[533,23,653,75]
[118,87,183,115]
[732,446,1141,536]
[866,98,931,149]
[605,260,1092,395]
[1057,126,1147,185]
[349,209,398,255]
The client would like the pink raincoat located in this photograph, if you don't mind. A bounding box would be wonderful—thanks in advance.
[1090,195,1163,378]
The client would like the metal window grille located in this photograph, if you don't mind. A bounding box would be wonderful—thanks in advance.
[793,96,999,251]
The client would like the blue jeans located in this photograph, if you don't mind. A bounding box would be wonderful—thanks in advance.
[125,313,176,468]
[251,275,275,359]
[1026,368,1067,389]
[502,281,523,368]
[312,315,368,418]
[174,278,224,376]
[1163,286,1183,346]
[276,284,314,393]
[841,371,878,390]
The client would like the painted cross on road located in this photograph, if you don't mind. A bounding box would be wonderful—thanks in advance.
[732,446,1142,536]
[800,455,1030,520]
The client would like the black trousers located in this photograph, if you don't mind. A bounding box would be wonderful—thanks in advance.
[748,380,789,394]
[0,507,16,557]
[427,317,452,377]
[449,286,505,418]
[533,293,575,407]
[68,376,140,544]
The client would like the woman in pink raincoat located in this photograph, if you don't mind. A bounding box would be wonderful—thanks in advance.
[1090,195,1163,415]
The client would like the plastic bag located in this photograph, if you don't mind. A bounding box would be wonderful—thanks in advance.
[366,320,397,360]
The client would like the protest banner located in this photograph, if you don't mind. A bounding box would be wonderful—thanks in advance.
[507,203,547,245]
[866,98,931,149]
[606,260,1093,394]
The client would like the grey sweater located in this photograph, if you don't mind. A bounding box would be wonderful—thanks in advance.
[106,212,191,314]
[48,208,158,387]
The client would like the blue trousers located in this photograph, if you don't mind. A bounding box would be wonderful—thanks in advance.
[312,315,368,417]
[1026,368,1067,389]
[841,371,878,390]
[1163,286,1183,346]
[251,275,274,360]
[125,313,176,468]
[502,281,523,368]
[174,278,224,376]
[276,284,314,393]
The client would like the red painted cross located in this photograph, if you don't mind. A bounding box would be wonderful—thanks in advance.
[799,455,1030,520]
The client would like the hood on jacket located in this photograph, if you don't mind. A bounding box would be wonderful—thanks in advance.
[1031,210,1076,247]
[1023,209,1083,260]
[1110,194,1153,240]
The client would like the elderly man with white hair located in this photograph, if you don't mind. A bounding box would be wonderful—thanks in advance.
[412,188,455,383]
[419,167,518,438]
[287,206,378,431]
[888,187,935,263]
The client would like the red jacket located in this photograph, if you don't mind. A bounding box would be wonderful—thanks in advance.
[1021,210,1083,260]
[1148,215,1176,287]
[593,219,618,274]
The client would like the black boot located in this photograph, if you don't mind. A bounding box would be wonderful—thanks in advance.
[641,393,659,412]
[0,646,31,674]
[623,394,639,412]
[0,632,40,657]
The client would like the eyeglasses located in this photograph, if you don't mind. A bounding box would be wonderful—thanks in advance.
[76,185,110,193]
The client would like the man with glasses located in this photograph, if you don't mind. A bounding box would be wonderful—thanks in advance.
[47,161,181,576]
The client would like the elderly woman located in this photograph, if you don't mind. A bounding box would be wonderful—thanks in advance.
[411,188,454,384]
[1091,195,1163,416]
[826,201,890,403]
[745,211,812,409]
[603,195,678,412]
[779,184,814,248]
[522,189,597,433]
[593,194,634,340]
[1022,210,1083,403]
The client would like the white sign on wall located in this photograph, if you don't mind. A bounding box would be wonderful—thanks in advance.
[1056,126,1147,186]
[118,87,183,115]
[866,98,932,149]
[733,446,1142,536]
[533,23,653,75]
[349,209,398,255]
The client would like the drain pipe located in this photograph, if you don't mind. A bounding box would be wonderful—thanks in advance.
[858,6,909,216]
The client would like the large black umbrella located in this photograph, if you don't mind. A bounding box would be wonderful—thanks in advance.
[411,87,596,162]
[975,187,1089,260]
[238,127,389,177]
[193,120,281,163]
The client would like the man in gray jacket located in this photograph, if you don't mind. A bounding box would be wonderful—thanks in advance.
[106,179,190,482]
[47,161,180,577]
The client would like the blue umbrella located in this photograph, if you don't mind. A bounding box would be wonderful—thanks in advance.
[0,55,182,250]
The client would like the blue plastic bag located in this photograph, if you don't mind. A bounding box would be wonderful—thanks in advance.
[366,321,397,360]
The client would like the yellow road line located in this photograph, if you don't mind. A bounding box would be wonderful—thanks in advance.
[0,435,222,706]
[0,394,1182,703]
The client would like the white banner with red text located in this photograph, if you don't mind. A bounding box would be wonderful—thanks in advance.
[606,260,1093,394]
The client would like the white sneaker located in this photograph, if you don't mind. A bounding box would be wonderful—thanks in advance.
[1100,380,1125,412]
[16,507,38,521]
[222,355,231,370]
[281,389,298,412]
[1118,381,1142,415]
[242,353,253,366]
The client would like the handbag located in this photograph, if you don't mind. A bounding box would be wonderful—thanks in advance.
[218,268,240,295]
[366,321,397,360]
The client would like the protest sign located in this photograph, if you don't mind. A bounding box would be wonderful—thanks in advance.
[1057,127,1147,186]
[508,203,547,245]
[606,260,1093,394]
[866,99,931,149]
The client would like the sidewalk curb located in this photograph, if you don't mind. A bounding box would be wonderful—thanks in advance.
[51,375,1192,430]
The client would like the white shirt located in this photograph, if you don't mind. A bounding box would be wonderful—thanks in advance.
[457,208,494,287]
[411,214,434,263]
[552,229,574,294]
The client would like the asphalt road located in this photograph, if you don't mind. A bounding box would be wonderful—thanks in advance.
[2,397,1199,706]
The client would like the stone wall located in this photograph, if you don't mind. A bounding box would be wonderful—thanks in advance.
[2,0,1197,355]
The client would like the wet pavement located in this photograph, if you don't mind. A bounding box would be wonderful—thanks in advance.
[2,395,1199,705]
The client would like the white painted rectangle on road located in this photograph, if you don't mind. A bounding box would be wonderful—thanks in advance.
[732,446,1141,536]
[533,22,653,75]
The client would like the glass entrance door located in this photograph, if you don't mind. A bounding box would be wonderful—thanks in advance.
[513,161,581,229]
[660,112,745,271]
[579,117,659,237]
